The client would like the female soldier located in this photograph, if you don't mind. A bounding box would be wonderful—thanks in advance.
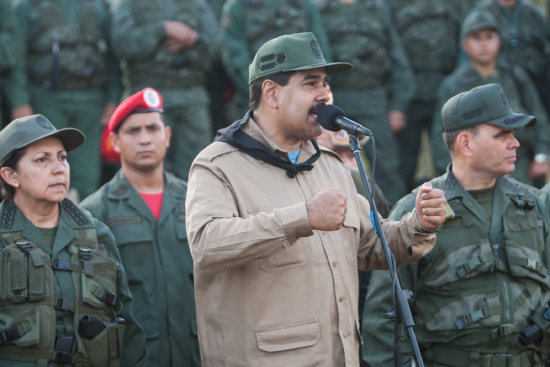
[0,114,147,366]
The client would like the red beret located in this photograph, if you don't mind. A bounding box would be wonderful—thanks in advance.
[107,87,164,133]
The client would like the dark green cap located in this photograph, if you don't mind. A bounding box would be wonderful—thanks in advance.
[461,10,499,39]
[442,83,536,132]
[248,32,352,84]
[0,114,85,162]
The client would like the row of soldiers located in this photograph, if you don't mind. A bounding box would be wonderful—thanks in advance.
[1,0,550,205]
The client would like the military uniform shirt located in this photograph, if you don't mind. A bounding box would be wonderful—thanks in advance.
[82,171,200,367]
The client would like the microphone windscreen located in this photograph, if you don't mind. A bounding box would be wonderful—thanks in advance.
[317,104,345,132]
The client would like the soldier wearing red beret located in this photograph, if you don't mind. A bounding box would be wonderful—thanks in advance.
[82,88,201,367]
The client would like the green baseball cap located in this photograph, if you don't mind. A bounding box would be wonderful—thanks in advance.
[441,83,536,132]
[249,32,352,84]
[461,10,499,39]
[0,114,85,162]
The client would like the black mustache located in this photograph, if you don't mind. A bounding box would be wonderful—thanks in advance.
[309,103,325,115]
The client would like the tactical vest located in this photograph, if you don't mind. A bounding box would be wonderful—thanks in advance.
[0,203,124,367]
[315,0,391,89]
[391,0,460,73]
[412,177,550,358]
[241,0,309,55]
[27,0,109,90]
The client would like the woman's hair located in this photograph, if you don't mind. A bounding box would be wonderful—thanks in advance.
[0,146,27,201]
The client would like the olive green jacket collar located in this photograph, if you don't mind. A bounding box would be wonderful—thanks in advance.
[106,169,186,222]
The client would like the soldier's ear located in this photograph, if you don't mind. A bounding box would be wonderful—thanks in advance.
[164,126,172,148]
[262,79,279,109]
[109,131,121,153]
[0,167,18,188]
[456,130,475,157]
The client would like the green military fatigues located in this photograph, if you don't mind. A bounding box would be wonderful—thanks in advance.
[0,198,147,367]
[0,1,17,127]
[6,0,123,198]
[388,0,470,189]
[314,0,415,204]
[475,0,550,111]
[362,170,550,366]
[221,0,332,121]
[81,170,200,367]
[110,0,221,181]
[431,62,550,185]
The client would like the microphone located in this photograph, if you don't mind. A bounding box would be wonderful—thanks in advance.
[317,104,371,136]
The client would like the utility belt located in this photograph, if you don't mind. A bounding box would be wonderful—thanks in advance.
[409,54,455,73]
[130,63,205,89]
[30,76,103,91]
[425,345,540,367]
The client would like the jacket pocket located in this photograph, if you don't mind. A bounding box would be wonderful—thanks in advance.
[255,319,320,352]
[80,319,125,367]
[0,306,41,347]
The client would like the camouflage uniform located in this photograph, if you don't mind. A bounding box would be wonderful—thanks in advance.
[6,0,122,198]
[110,0,221,181]
[431,62,550,185]
[221,0,332,121]
[362,170,550,366]
[314,0,415,204]
[388,0,470,189]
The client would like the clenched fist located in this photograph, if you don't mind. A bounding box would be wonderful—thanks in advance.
[414,182,446,231]
[306,188,347,231]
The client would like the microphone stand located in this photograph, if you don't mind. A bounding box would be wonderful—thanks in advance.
[348,134,424,367]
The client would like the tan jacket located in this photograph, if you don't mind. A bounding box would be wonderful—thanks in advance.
[185,118,436,367]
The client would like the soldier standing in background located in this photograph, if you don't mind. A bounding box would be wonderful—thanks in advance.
[110,0,221,181]
[5,0,122,201]
[389,0,470,190]
[82,88,200,367]
[431,11,550,186]
[476,0,550,116]
[221,0,332,122]
[313,0,414,204]
[0,1,17,127]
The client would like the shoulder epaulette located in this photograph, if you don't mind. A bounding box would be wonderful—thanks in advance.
[61,200,90,226]
[0,203,16,230]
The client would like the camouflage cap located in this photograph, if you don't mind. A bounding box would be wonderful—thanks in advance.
[441,83,536,132]
[249,32,352,84]
[461,10,499,39]
[0,114,85,162]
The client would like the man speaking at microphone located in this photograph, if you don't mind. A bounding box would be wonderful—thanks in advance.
[185,32,446,367]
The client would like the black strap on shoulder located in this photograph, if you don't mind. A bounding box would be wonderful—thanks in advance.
[216,111,321,178]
